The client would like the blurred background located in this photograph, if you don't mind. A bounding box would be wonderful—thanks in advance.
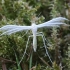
[0,0,70,70]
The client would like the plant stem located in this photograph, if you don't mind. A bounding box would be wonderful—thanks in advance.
[29,51,33,70]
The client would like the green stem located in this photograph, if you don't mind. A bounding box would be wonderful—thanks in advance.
[15,53,22,70]
[29,51,33,70]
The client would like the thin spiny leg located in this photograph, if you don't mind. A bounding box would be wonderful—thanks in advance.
[42,34,52,63]
[19,35,31,65]
[36,32,52,63]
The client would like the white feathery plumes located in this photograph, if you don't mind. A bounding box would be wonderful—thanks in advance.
[0,17,68,51]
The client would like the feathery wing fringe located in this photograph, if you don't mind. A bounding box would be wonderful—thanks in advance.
[46,17,68,23]
[0,25,31,35]
[37,22,66,28]
[37,17,68,28]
